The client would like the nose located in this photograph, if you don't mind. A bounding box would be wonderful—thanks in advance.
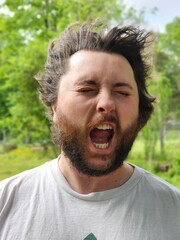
[96,90,115,114]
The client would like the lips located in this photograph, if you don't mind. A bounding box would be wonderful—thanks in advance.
[89,124,114,149]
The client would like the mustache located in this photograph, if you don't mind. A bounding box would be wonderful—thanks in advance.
[87,115,119,129]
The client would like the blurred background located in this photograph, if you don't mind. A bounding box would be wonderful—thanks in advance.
[0,0,179,187]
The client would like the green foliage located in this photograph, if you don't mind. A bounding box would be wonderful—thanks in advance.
[0,0,147,144]
[0,34,50,143]
[1,139,179,189]
[141,72,172,161]
[0,145,55,180]
[0,1,179,177]
[155,17,180,119]
[129,133,180,189]
[140,17,179,165]
[140,117,158,162]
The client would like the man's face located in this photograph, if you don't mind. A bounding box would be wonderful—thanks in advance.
[52,50,140,176]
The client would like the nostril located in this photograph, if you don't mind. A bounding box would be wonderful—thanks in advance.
[98,107,105,112]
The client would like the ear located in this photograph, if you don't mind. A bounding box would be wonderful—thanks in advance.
[51,103,58,124]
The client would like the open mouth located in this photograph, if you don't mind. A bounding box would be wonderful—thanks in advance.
[89,124,114,149]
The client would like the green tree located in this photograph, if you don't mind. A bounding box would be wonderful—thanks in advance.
[155,17,180,119]
[1,0,145,144]
[141,72,172,161]
[141,17,180,163]
[155,73,172,158]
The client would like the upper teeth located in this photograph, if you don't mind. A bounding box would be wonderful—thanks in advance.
[93,143,109,149]
[96,124,113,130]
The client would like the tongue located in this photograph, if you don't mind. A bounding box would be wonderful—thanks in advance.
[90,129,113,143]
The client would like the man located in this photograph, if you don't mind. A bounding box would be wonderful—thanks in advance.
[0,22,180,240]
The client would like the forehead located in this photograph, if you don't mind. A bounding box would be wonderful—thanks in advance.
[62,50,136,88]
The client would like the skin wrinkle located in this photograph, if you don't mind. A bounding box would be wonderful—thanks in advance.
[52,51,140,179]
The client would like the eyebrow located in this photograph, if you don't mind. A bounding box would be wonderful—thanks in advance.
[75,80,133,90]
[75,80,97,86]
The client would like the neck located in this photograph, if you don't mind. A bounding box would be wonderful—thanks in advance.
[58,153,134,194]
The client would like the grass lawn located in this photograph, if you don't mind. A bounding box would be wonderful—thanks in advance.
[0,145,57,180]
[0,136,180,189]
[128,135,180,189]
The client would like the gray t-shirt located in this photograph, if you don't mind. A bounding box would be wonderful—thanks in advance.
[0,158,180,240]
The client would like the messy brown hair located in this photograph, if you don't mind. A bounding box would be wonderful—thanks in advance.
[36,21,155,128]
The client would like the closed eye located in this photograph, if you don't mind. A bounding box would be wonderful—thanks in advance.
[113,82,133,97]
[115,91,130,96]
[76,88,98,95]
[77,88,95,92]
[75,80,98,94]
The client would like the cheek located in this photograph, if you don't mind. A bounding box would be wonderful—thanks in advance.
[118,99,139,125]
[65,96,94,115]
[129,103,139,120]
[57,98,92,127]
[129,95,139,116]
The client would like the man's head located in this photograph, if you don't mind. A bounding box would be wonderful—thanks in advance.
[36,21,155,176]
[37,22,155,125]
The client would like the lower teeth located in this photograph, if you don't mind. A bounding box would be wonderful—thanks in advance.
[93,143,109,149]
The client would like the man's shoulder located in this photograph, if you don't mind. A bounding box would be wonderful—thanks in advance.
[0,159,59,219]
[0,159,56,192]
[137,166,180,200]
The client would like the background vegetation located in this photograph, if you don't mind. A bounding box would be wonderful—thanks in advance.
[0,0,179,188]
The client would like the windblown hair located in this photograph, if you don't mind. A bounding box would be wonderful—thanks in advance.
[36,21,155,128]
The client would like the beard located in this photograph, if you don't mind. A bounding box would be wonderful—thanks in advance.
[52,111,140,177]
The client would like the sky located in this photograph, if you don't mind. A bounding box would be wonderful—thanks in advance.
[125,0,180,32]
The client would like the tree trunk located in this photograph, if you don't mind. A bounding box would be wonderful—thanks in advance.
[160,125,165,158]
